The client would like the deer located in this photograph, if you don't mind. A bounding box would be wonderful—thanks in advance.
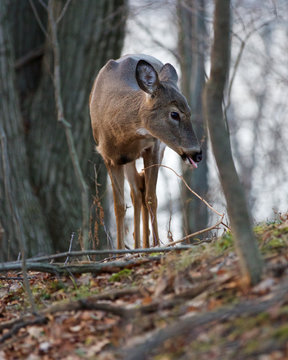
[90,54,202,249]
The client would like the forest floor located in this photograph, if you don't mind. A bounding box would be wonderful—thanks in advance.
[1,215,288,359]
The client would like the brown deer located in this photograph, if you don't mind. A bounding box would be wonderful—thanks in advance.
[90,54,202,249]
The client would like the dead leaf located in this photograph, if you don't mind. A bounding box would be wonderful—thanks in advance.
[252,278,276,295]
[27,326,44,339]
[26,355,41,360]
[10,282,22,292]
[81,311,92,321]
[86,339,110,356]
[207,298,223,310]
[142,296,153,305]
[154,276,170,297]
[0,351,7,360]
[39,341,51,353]
[69,325,82,333]
[77,274,91,286]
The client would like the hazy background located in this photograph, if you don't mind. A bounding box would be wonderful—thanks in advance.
[113,0,288,246]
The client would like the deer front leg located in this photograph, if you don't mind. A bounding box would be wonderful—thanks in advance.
[125,162,144,248]
[143,144,164,247]
[139,170,149,248]
[107,164,125,249]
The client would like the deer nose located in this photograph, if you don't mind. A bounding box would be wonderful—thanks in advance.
[192,149,202,163]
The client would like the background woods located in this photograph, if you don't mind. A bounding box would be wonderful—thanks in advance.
[1,1,288,358]
[1,0,288,260]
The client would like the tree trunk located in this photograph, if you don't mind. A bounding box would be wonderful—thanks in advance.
[0,0,128,259]
[0,0,52,260]
[177,0,209,239]
[203,0,262,285]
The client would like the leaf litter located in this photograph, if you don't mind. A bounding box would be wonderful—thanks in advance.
[0,219,288,359]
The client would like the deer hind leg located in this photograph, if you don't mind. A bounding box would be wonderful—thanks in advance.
[107,164,125,249]
[143,144,165,247]
[125,162,145,248]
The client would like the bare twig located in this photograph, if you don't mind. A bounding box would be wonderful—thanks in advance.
[14,46,44,70]
[145,164,223,217]
[144,163,228,245]
[38,0,48,10]
[226,20,274,111]
[28,0,48,37]
[167,215,224,246]
[133,18,179,62]
[64,232,75,265]
[56,0,72,24]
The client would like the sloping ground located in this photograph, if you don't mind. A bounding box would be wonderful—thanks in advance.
[0,217,288,359]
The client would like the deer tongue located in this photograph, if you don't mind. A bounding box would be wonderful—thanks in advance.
[188,156,198,169]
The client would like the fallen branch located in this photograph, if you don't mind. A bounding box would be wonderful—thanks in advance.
[0,316,47,344]
[22,245,194,263]
[0,289,140,344]
[0,256,161,275]
[49,281,213,324]
[0,287,139,334]
[46,300,131,318]
[129,281,213,316]
[43,287,140,317]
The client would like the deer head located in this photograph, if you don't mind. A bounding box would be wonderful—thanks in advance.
[136,60,202,168]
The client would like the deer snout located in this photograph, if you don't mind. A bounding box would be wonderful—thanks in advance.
[181,149,202,169]
[192,149,202,163]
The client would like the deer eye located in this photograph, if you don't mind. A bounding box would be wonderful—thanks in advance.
[170,112,180,121]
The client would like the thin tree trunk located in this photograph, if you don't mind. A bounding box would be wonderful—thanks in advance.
[178,0,209,239]
[203,0,262,285]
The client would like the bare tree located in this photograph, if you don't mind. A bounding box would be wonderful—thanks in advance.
[203,0,263,285]
[177,0,209,239]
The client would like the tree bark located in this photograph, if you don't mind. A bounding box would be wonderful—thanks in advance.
[177,0,209,239]
[0,0,128,259]
[203,0,262,285]
[0,0,52,260]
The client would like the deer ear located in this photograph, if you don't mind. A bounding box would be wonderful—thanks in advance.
[136,60,159,95]
[159,63,178,84]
